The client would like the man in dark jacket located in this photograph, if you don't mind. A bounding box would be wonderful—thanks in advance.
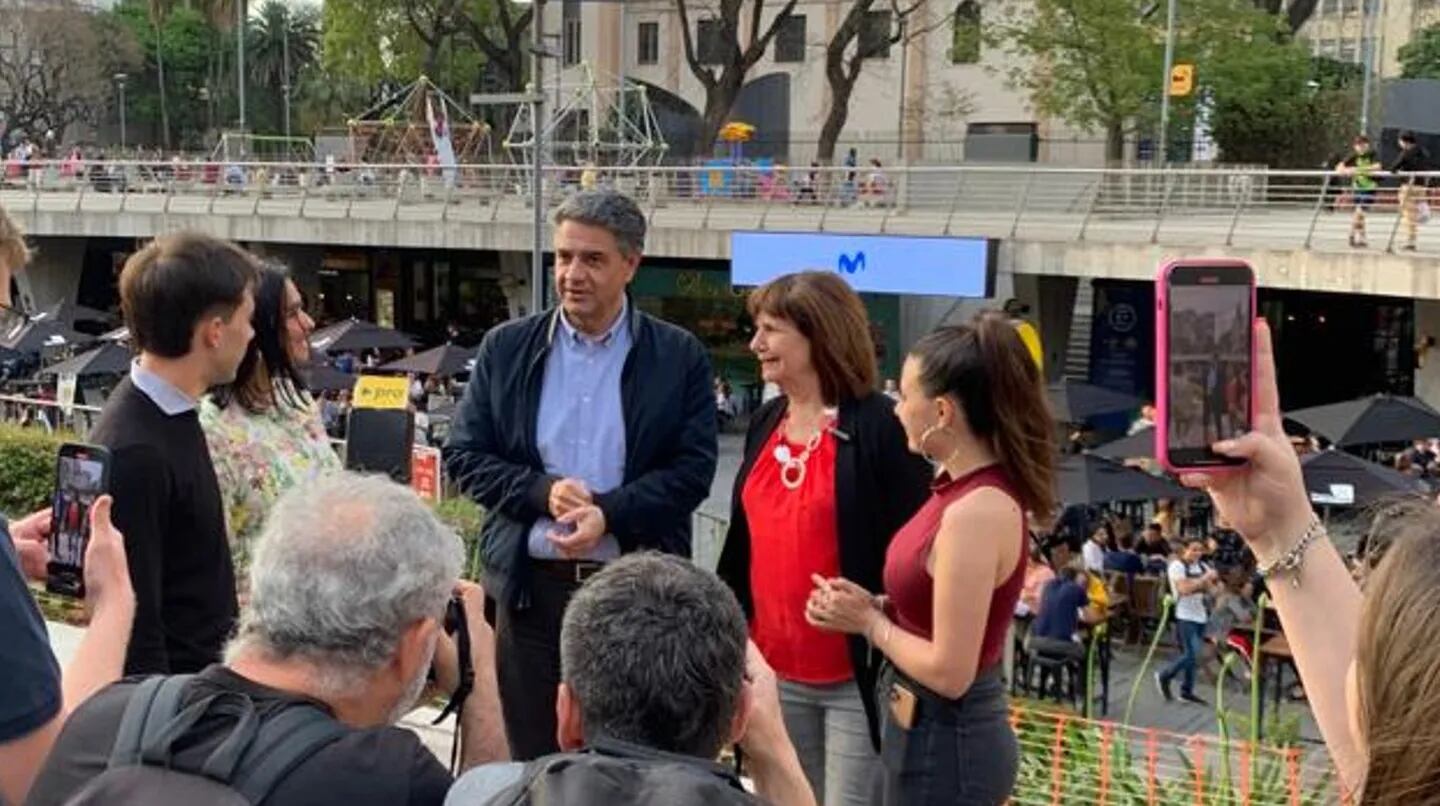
[443,189,718,760]
[1389,130,1433,252]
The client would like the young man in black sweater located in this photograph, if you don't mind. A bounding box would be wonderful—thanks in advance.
[90,232,258,674]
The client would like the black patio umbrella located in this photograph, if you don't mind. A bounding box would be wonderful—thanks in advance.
[1056,453,1202,506]
[0,311,87,354]
[1093,427,1156,461]
[380,343,475,377]
[1047,378,1144,424]
[309,318,418,353]
[37,342,132,377]
[1300,450,1430,507]
[1286,394,1440,448]
[300,364,359,393]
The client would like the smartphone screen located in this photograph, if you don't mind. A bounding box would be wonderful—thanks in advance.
[47,444,111,598]
[1165,265,1254,468]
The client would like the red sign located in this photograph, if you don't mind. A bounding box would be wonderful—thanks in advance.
[411,446,442,502]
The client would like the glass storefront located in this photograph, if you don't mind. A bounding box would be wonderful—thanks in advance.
[631,264,904,401]
[1089,279,1414,410]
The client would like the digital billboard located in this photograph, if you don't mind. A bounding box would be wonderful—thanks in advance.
[729,231,995,297]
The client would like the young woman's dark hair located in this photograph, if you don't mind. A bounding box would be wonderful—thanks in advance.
[909,311,1057,524]
[212,262,308,415]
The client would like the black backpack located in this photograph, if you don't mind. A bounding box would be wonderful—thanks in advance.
[63,674,347,806]
[485,736,757,805]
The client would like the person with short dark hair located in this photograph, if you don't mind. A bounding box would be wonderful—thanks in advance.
[1156,538,1221,705]
[1027,561,1090,663]
[91,232,259,674]
[200,263,342,592]
[1104,532,1146,576]
[718,272,930,805]
[1336,135,1379,248]
[444,190,718,760]
[447,553,814,805]
[1136,523,1172,571]
[1389,130,1432,252]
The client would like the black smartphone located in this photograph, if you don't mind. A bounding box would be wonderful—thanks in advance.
[1156,259,1256,471]
[46,443,112,598]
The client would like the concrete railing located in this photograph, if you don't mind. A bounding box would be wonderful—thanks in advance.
[3,160,1439,254]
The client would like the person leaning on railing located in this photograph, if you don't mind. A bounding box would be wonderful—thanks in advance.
[1178,318,1437,805]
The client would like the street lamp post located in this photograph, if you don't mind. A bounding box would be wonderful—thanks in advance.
[531,0,547,317]
[114,73,128,150]
[237,0,247,140]
[1157,0,1178,165]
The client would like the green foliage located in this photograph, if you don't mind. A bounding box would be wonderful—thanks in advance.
[433,495,485,581]
[992,0,1163,159]
[995,0,1355,166]
[1399,25,1440,79]
[0,425,66,518]
[110,1,220,148]
[320,0,485,98]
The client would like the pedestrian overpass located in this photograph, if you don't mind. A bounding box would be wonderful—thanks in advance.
[4,161,1440,301]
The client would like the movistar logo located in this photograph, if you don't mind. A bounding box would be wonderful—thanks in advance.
[837,251,866,275]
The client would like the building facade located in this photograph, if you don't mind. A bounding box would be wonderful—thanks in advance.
[538,0,1108,167]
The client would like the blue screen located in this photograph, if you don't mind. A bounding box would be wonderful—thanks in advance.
[729,231,993,297]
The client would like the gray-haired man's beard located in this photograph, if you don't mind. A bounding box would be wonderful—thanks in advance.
[386,642,437,725]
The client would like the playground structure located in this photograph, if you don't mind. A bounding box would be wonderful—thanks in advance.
[497,62,668,170]
[209,133,316,163]
[346,77,494,165]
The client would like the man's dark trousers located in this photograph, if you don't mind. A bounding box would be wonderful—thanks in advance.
[493,566,586,760]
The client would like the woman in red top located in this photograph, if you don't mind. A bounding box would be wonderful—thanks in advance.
[717,272,930,806]
[807,313,1058,806]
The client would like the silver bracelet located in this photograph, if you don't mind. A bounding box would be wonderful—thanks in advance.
[1257,516,1325,589]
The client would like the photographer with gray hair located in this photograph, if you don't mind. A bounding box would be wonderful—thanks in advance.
[445,189,718,760]
[27,472,508,806]
[447,553,814,805]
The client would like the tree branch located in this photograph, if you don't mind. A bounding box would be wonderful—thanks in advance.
[674,0,718,90]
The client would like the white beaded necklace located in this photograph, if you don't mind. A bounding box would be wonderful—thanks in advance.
[772,408,837,491]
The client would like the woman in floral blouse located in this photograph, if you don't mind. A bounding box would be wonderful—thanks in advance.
[201,263,341,589]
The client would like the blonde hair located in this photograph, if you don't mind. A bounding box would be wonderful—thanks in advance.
[0,203,30,270]
[1355,498,1440,803]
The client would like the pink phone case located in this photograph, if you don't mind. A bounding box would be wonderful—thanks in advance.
[1154,258,1258,474]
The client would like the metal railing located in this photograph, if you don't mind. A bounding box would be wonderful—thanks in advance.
[4,159,1439,255]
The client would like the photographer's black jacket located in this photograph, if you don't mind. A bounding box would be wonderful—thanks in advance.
[443,304,718,608]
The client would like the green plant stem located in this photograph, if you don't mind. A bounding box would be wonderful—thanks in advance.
[1123,595,1175,727]
[1086,625,1100,720]
[1250,591,1270,788]
[1216,651,1237,805]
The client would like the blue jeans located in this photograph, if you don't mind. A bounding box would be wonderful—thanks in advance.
[877,665,1016,805]
[1161,620,1206,697]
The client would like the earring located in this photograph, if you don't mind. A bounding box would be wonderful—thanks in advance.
[917,423,945,466]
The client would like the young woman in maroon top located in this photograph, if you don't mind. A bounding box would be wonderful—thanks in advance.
[717,272,931,806]
[807,313,1058,806]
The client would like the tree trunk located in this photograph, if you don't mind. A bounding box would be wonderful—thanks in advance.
[155,19,171,149]
[1105,121,1125,164]
[692,78,742,160]
[817,82,856,164]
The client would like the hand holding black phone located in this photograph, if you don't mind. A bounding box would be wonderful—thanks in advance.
[47,443,112,598]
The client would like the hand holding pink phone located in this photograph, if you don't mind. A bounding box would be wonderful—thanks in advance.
[1155,259,1257,473]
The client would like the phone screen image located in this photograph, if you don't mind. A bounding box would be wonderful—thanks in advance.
[49,450,107,594]
[1166,269,1253,467]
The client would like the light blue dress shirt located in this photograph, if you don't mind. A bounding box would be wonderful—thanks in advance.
[130,360,197,415]
[526,303,631,560]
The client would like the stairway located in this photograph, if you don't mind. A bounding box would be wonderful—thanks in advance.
[1062,280,1095,382]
